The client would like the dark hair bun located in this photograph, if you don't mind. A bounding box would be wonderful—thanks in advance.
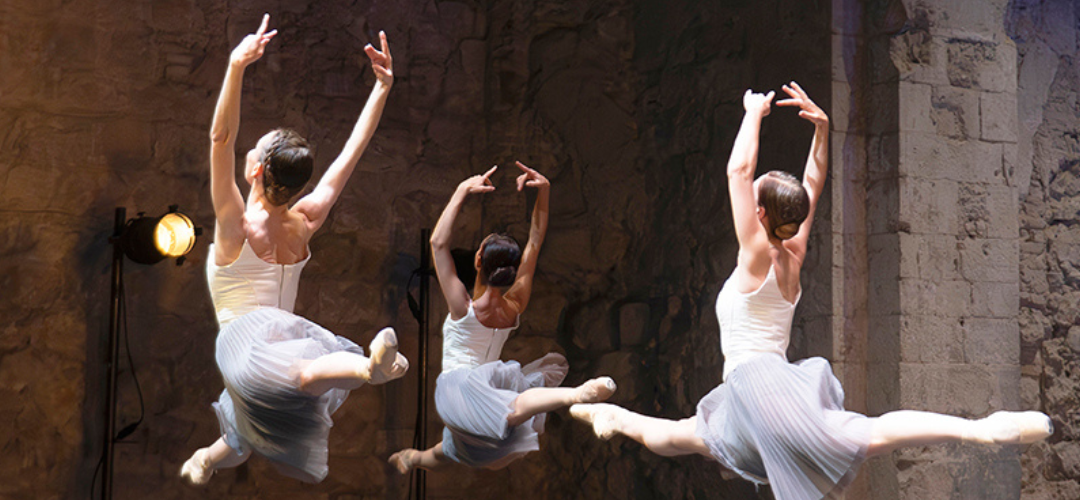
[488,266,518,287]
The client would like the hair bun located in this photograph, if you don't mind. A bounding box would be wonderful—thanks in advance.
[488,266,517,287]
[773,222,800,241]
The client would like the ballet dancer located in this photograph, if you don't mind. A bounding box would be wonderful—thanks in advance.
[570,82,1053,500]
[180,15,407,485]
[388,163,617,472]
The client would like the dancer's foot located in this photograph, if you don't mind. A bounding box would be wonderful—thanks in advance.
[573,377,617,404]
[180,448,212,486]
[570,403,625,440]
[366,328,409,384]
[963,411,1053,445]
[388,448,418,474]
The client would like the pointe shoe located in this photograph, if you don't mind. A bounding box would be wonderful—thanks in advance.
[180,448,213,486]
[388,449,417,474]
[574,377,617,404]
[367,328,406,384]
[570,403,624,440]
[964,411,1054,445]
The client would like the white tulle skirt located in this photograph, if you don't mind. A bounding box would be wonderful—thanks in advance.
[212,307,362,483]
[695,354,871,500]
[435,353,569,468]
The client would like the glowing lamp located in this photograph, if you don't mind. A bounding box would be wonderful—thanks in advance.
[120,206,199,265]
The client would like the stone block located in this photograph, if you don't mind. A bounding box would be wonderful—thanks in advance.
[899,277,970,318]
[866,172,899,235]
[898,362,994,415]
[867,81,900,135]
[898,232,961,280]
[867,132,899,181]
[899,81,935,133]
[958,238,1019,283]
[898,176,959,235]
[963,317,1020,364]
[889,30,948,86]
[900,131,1006,185]
[930,85,980,140]
[831,78,853,133]
[970,280,1019,318]
[981,91,1019,142]
[899,314,965,363]
[959,182,1019,239]
[946,37,1013,93]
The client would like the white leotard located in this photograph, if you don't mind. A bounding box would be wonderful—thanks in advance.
[206,241,311,327]
[717,265,800,380]
[441,304,520,372]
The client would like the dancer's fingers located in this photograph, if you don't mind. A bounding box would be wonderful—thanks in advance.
[790,80,808,99]
[380,31,390,58]
[482,165,498,180]
[256,14,270,36]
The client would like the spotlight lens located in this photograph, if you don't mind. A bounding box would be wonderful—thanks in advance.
[154,213,196,257]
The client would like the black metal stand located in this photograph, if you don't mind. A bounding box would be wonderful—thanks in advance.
[102,207,125,500]
[413,228,431,500]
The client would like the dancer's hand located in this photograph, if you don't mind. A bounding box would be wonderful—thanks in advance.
[777,81,828,127]
[364,31,393,87]
[514,161,549,192]
[458,166,497,195]
[743,89,774,117]
[230,14,277,68]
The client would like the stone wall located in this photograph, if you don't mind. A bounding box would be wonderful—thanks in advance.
[5,0,1074,498]
[1009,0,1080,498]
[0,0,828,499]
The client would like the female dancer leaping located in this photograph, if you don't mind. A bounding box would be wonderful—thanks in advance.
[180,15,407,485]
[388,163,617,472]
[571,82,1052,500]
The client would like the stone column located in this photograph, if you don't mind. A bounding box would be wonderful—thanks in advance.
[833,0,1022,498]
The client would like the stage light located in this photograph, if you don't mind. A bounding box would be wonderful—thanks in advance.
[119,206,199,265]
[100,205,200,500]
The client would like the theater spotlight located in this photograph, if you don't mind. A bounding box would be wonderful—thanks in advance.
[119,206,200,265]
[100,205,200,500]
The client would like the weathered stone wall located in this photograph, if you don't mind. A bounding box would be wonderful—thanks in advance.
[829,0,1050,498]
[1008,0,1080,498]
[0,0,828,499]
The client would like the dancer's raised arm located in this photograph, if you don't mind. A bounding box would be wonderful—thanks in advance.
[293,31,393,232]
[775,81,828,259]
[728,89,774,261]
[210,14,276,254]
[505,162,549,312]
[431,166,497,319]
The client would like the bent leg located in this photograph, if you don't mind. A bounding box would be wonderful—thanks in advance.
[389,442,449,474]
[571,403,709,457]
[298,328,409,395]
[506,377,616,427]
[866,410,1053,457]
[298,351,370,395]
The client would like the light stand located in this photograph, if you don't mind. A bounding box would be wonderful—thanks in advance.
[102,207,125,500]
[413,229,431,500]
[101,206,198,499]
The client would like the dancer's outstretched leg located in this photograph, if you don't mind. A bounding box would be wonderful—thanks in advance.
[389,442,450,473]
[180,437,251,486]
[505,377,617,427]
[866,410,1053,457]
[298,327,409,395]
[570,403,709,457]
